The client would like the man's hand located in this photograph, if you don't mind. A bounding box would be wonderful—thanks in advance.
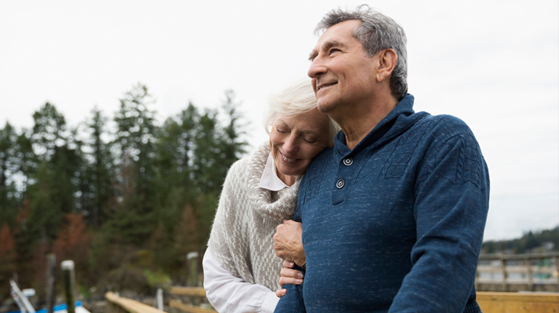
[276,260,304,298]
[274,220,306,266]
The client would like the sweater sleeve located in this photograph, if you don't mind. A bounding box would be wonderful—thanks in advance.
[389,118,489,312]
[207,160,252,281]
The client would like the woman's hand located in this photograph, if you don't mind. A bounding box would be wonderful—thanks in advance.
[274,220,306,266]
[276,260,304,298]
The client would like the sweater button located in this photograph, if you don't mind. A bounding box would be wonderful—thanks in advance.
[343,158,353,166]
[336,179,345,189]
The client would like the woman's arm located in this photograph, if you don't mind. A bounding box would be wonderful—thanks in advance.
[203,249,279,313]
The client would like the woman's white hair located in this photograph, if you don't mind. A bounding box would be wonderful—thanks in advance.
[263,77,340,144]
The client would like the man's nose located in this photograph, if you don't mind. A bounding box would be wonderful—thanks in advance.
[308,56,326,79]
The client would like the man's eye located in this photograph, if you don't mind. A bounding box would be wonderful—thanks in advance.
[329,48,341,55]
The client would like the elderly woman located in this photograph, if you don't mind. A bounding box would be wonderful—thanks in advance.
[203,77,339,313]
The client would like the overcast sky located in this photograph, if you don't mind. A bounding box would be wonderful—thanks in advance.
[0,0,557,241]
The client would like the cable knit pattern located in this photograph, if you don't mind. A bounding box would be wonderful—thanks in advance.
[207,143,301,291]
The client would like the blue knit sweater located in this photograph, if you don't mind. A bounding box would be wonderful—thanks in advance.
[275,94,489,313]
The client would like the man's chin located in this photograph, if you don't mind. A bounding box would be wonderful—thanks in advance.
[317,100,336,114]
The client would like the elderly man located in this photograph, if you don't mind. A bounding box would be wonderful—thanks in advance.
[273,6,489,313]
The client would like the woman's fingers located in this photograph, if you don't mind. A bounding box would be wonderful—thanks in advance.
[279,268,303,287]
[281,267,303,278]
[279,276,303,288]
[283,260,294,268]
[276,288,287,298]
[276,245,304,298]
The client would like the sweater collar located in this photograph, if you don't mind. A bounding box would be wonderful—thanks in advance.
[333,94,422,158]
[247,143,300,222]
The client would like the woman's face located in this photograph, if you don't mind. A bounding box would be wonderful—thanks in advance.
[270,108,331,186]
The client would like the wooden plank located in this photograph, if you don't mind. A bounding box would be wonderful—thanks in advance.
[475,266,555,273]
[105,292,167,313]
[169,300,215,313]
[480,253,559,261]
[170,287,207,297]
[477,292,559,313]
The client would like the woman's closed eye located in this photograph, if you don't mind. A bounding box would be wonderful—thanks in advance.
[302,136,316,144]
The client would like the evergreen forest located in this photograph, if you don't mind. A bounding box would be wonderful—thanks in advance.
[481,226,559,255]
[0,83,248,303]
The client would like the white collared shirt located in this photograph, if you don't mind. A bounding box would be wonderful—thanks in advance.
[258,152,289,191]
[203,153,286,313]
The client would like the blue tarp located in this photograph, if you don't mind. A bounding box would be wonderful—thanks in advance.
[7,301,83,313]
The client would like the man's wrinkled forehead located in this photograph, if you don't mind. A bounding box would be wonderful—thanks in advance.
[308,20,361,62]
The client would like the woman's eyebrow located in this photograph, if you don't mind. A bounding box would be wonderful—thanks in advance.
[299,129,320,137]
[275,119,288,126]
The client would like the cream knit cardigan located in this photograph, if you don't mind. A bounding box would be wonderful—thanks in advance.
[207,143,301,291]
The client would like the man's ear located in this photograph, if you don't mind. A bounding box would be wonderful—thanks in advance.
[376,49,398,83]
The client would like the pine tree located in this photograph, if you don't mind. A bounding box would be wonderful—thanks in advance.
[25,103,81,243]
[220,90,249,165]
[106,83,159,245]
[31,102,68,161]
[0,122,21,225]
[81,107,114,228]
[14,131,37,185]
[193,91,249,244]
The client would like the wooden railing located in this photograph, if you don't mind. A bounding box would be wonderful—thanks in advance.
[476,253,559,292]
[169,287,215,313]
[106,288,559,313]
[165,287,559,313]
[106,292,166,313]
[477,292,559,312]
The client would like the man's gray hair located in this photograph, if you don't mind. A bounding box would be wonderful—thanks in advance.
[315,5,408,101]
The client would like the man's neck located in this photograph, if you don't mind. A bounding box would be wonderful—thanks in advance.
[333,97,398,150]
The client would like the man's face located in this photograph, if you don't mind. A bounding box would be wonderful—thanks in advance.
[308,20,378,114]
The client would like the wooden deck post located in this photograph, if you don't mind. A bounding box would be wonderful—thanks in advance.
[525,257,533,291]
[499,255,506,291]
[187,252,199,287]
[157,288,164,311]
[187,252,200,306]
[61,260,75,313]
[46,254,56,313]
